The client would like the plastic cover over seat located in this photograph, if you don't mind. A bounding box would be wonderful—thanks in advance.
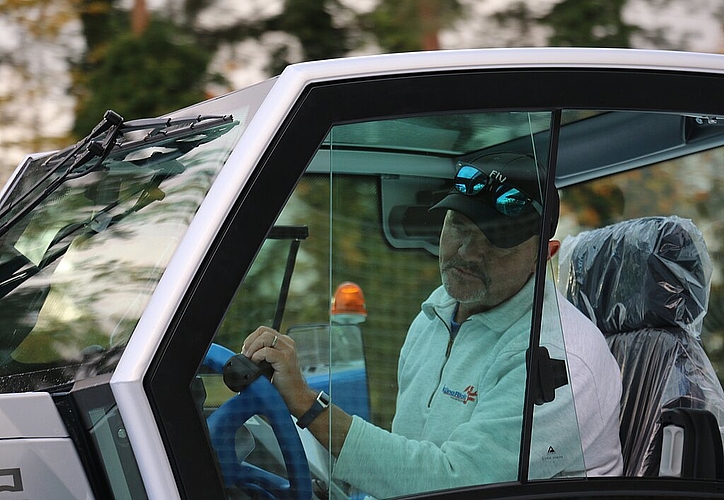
[558,215,724,477]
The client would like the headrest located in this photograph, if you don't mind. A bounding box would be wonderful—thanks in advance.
[558,216,712,338]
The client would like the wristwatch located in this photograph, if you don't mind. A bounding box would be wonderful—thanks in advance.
[296,391,331,429]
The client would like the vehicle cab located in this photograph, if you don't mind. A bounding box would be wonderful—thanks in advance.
[1,48,724,499]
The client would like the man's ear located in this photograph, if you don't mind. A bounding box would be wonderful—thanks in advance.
[548,240,561,260]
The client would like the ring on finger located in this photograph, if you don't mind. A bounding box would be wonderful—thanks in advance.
[271,334,278,348]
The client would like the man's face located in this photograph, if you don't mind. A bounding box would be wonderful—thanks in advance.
[439,210,539,313]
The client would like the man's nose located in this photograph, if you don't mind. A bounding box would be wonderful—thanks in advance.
[458,233,488,259]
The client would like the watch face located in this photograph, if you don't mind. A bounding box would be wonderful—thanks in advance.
[318,391,331,408]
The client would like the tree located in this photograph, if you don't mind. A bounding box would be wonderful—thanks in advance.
[490,0,637,48]
[488,0,724,50]
[184,0,354,78]
[72,19,213,134]
[360,0,462,52]
[71,0,358,133]
[72,0,216,135]
[0,0,82,182]
[542,0,638,47]
[269,0,350,69]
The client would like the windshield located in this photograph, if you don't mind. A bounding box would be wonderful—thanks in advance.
[0,103,255,393]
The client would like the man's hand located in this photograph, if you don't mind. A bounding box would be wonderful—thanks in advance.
[241,326,317,416]
[241,326,353,456]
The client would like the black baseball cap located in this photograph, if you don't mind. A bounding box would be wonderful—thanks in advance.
[431,152,559,248]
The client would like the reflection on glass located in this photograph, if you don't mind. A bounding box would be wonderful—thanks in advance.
[0,115,245,392]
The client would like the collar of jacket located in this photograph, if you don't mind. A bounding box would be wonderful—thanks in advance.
[422,277,537,334]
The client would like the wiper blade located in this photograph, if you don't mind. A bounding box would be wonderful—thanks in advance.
[108,113,235,160]
[0,111,234,239]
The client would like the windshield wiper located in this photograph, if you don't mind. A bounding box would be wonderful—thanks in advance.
[0,110,234,239]
[0,110,124,237]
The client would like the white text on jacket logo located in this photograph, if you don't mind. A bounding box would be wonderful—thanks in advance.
[442,385,478,404]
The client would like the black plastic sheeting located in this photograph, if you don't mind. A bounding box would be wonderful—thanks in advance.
[558,215,724,476]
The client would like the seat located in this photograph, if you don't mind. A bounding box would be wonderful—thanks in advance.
[558,215,724,478]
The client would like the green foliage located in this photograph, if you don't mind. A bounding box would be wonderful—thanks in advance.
[492,0,639,48]
[72,0,356,135]
[278,0,348,61]
[77,0,119,53]
[542,0,638,47]
[360,0,461,52]
[73,20,211,136]
[262,0,351,75]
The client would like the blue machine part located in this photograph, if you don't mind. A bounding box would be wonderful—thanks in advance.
[204,343,313,500]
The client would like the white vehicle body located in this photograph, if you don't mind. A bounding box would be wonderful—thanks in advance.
[1,47,724,499]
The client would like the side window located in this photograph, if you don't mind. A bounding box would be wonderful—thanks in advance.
[64,383,149,500]
[557,110,724,477]
[199,111,602,499]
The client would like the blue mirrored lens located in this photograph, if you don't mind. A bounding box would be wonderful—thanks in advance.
[453,164,541,216]
[454,165,488,195]
[457,165,480,180]
[494,187,529,216]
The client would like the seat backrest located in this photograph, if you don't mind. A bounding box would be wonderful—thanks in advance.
[558,215,724,477]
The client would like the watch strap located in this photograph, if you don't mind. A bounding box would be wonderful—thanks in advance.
[296,391,330,429]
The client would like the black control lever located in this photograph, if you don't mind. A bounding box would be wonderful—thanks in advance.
[527,346,568,405]
[223,355,275,393]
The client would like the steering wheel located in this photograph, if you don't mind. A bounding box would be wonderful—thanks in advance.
[204,343,313,500]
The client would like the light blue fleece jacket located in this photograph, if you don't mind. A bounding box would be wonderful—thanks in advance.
[332,278,622,498]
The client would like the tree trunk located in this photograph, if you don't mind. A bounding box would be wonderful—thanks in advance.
[132,0,149,36]
[419,0,440,50]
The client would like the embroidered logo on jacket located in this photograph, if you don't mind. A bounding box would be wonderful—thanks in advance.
[442,385,478,404]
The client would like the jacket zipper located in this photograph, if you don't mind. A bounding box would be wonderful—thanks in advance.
[428,309,455,407]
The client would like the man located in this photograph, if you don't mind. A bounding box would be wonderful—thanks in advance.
[242,153,623,497]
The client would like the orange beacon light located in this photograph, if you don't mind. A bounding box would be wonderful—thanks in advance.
[330,282,367,324]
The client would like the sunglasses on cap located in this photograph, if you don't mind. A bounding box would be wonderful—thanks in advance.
[454,164,542,217]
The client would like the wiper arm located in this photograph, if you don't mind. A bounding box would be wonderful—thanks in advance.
[0,111,234,239]
[0,110,124,239]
